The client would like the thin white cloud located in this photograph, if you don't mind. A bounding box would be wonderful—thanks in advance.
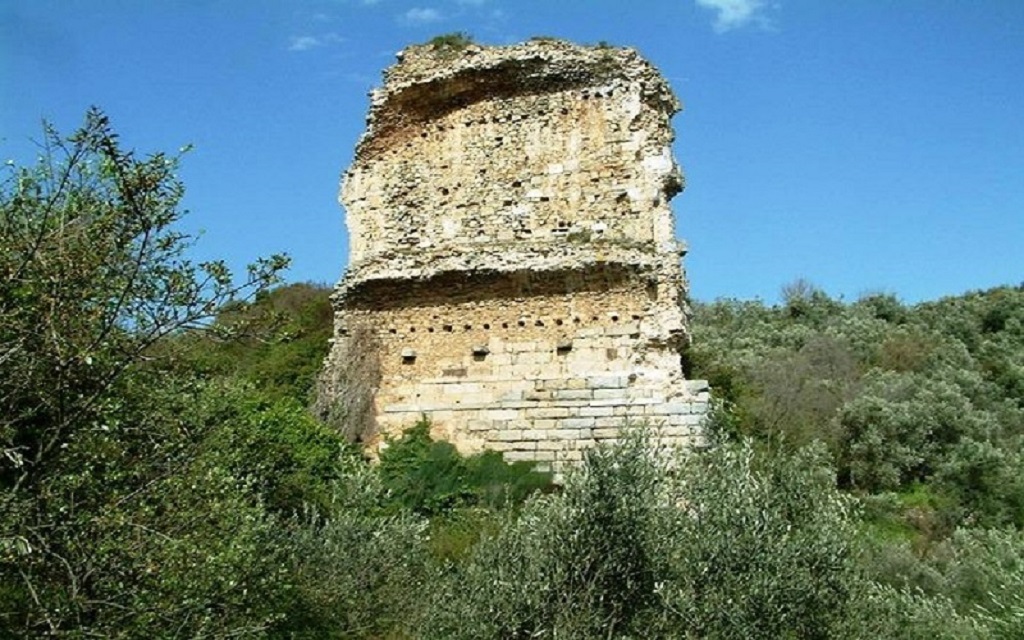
[287,32,345,52]
[288,36,320,51]
[695,0,773,33]
[401,7,443,25]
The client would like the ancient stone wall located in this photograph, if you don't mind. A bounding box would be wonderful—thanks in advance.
[321,39,708,472]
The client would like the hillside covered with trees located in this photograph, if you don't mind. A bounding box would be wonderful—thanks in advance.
[2,113,1021,638]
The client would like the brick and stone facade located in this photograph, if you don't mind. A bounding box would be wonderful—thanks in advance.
[320,38,708,472]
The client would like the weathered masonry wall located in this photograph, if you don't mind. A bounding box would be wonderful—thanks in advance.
[343,83,681,260]
[321,39,707,471]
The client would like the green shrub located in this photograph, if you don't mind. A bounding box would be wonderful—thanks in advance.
[425,433,876,639]
[424,430,669,638]
[426,507,502,563]
[856,528,1024,639]
[935,438,1024,528]
[0,111,289,637]
[835,370,985,492]
[851,584,993,640]
[931,528,1024,637]
[427,32,474,52]
[277,457,430,639]
[657,441,864,639]
[191,382,348,515]
[377,418,552,516]
[378,419,474,515]
[178,282,334,404]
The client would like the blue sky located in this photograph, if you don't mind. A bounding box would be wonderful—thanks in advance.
[3,0,1022,303]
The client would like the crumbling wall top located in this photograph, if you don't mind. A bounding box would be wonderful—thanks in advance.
[383,38,676,101]
[357,39,681,157]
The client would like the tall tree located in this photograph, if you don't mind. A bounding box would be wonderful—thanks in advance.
[0,109,288,634]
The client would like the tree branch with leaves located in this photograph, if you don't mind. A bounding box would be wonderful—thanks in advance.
[0,107,288,488]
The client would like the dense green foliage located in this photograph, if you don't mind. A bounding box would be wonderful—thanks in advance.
[687,282,1024,535]
[0,110,298,635]
[2,114,1022,637]
[378,418,553,516]
[180,282,335,404]
[683,282,1024,638]
[424,435,864,639]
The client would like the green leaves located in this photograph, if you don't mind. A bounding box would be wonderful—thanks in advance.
[689,284,1024,532]
[0,110,290,636]
[1,108,290,486]
[377,418,553,516]
[175,282,335,404]
[662,441,859,639]
[424,434,872,639]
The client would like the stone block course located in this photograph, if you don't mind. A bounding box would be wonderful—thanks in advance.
[592,388,629,401]
[537,440,567,451]
[554,389,593,401]
[561,418,595,429]
[527,407,572,419]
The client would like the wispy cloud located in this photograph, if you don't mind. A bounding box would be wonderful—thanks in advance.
[287,32,345,51]
[400,7,443,25]
[695,0,774,33]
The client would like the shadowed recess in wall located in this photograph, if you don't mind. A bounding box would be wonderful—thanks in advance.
[343,266,644,310]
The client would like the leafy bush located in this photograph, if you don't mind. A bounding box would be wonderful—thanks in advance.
[657,440,864,639]
[857,528,1024,639]
[689,283,1024,537]
[0,110,289,637]
[423,430,669,638]
[0,374,301,637]
[377,418,552,516]
[852,584,993,640]
[180,282,334,404]
[279,457,430,639]
[919,528,1024,637]
[192,382,347,515]
[425,433,875,639]
[427,32,474,52]
[935,438,1024,528]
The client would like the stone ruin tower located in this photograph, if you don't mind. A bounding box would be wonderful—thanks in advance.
[321,39,709,471]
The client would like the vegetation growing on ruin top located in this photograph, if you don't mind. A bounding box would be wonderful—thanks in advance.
[426,31,475,54]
